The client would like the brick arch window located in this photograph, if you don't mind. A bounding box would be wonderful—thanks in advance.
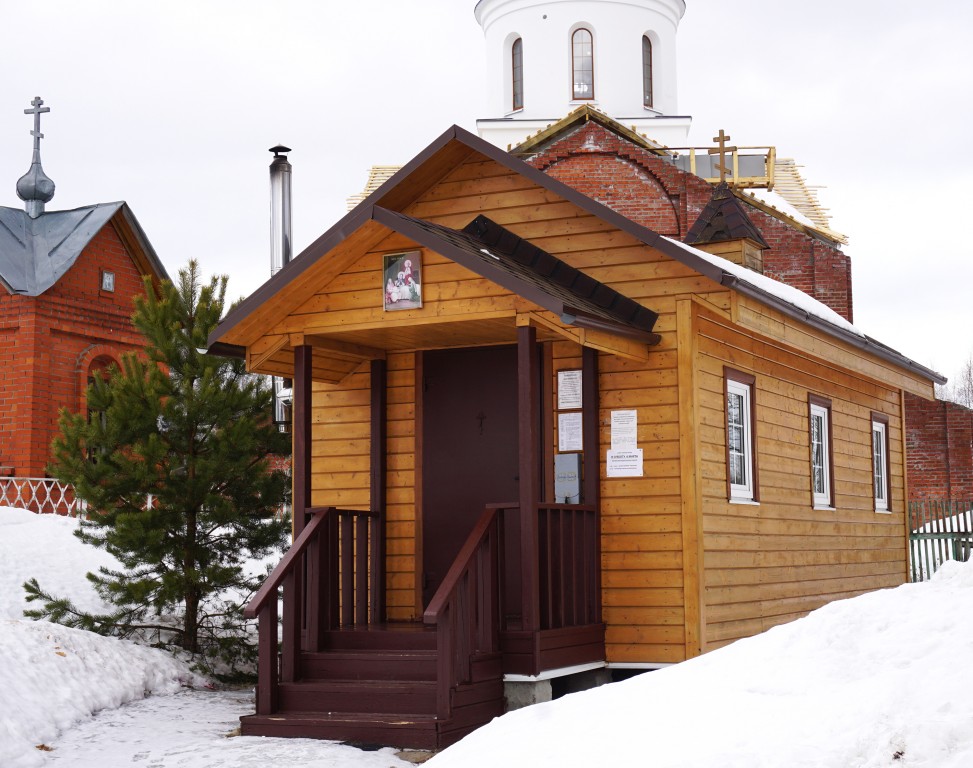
[572,28,594,100]
[512,36,524,111]
[642,35,653,108]
[86,355,117,417]
[76,349,120,419]
[85,355,118,463]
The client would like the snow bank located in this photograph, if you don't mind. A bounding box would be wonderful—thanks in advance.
[0,507,205,768]
[0,619,201,768]
[428,560,973,768]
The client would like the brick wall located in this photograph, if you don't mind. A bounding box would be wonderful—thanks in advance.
[527,121,855,322]
[905,393,973,502]
[0,218,151,477]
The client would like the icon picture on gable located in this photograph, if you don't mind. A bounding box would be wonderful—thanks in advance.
[383,251,422,311]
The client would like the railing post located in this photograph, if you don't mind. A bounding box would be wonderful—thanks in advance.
[518,325,540,636]
[255,600,279,714]
[289,345,312,657]
[582,347,602,624]
[370,359,387,624]
[280,569,300,682]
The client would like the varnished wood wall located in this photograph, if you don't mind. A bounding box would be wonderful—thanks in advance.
[692,302,907,651]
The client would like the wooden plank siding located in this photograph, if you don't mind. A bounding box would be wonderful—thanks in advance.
[691,301,910,651]
[309,353,420,621]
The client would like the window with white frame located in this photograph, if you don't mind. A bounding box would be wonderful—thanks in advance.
[512,37,524,111]
[809,396,833,508]
[725,369,757,501]
[871,415,890,512]
[641,35,654,108]
[572,28,594,99]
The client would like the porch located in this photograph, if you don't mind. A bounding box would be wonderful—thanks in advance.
[242,327,608,749]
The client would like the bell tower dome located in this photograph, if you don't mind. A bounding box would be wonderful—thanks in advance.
[475,0,691,149]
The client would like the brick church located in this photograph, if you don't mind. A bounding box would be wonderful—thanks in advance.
[0,97,168,492]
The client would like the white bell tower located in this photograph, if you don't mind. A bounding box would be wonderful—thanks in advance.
[475,0,692,149]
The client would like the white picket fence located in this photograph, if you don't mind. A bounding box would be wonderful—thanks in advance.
[0,477,86,516]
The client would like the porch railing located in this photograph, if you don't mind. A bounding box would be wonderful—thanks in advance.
[423,504,504,719]
[536,503,600,629]
[244,506,382,715]
[909,500,973,582]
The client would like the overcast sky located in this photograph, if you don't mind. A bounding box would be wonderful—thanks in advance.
[1,0,970,381]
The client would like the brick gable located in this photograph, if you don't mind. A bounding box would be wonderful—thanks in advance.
[525,121,855,323]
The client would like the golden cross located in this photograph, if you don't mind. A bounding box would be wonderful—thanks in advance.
[708,129,737,184]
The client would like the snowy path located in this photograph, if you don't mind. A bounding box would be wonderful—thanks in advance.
[42,690,412,768]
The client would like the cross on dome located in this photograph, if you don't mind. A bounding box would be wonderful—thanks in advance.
[25,96,50,152]
[16,95,56,218]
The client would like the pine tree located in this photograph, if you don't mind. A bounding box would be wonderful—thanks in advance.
[25,260,290,678]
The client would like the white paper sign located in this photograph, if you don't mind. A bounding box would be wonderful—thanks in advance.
[611,409,638,450]
[557,370,583,410]
[558,412,584,452]
[607,449,643,477]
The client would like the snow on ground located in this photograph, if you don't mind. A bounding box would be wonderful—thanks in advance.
[4,504,973,767]
[428,560,973,768]
[0,507,412,768]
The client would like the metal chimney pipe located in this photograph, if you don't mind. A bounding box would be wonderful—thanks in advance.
[269,145,294,432]
[269,144,293,276]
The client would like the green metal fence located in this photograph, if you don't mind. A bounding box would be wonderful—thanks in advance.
[908,501,973,582]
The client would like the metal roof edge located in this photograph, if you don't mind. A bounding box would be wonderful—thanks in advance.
[721,274,946,386]
[112,203,172,284]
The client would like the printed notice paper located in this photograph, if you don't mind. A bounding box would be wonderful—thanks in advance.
[558,412,584,452]
[557,370,583,410]
[610,410,638,450]
[607,449,643,477]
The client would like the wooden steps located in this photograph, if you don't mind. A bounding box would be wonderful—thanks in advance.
[240,624,504,750]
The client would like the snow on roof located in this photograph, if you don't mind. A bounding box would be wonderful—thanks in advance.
[744,186,817,229]
[662,236,865,338]
[741,158,849,245]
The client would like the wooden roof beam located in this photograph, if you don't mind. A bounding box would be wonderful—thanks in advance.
[297,333,387,362]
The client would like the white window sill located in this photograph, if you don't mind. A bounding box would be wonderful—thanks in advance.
[729,498,759,506]
[814,505,836,512]
[875,508,891,515]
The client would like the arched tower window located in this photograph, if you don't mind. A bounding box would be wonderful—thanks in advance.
[572,28,594,100]
[512,37,524,111]
[642,35,654,108]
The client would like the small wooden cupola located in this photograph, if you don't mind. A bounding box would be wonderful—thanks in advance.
[685,181,769,274]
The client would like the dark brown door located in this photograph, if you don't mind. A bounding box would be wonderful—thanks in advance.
[421,345,520,606]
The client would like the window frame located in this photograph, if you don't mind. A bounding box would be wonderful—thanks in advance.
[511,37,524,112]
[871,413,891,513]
[724,367,759,503]
[808,394,834,508]
[641,35,654,108]
[571,27,595,100]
